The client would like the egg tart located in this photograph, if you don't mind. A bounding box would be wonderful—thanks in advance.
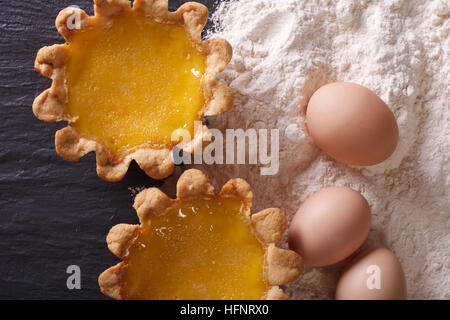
[98,169,303,300]
[33,0,233,181]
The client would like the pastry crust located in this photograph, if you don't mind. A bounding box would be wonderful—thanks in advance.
[33,0,234,181]
[98,169,303,300]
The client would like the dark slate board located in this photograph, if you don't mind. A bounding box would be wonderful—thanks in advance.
[0,0,219,299]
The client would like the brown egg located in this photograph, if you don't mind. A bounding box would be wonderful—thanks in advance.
[288,187,371,267]
[336,246,407,300]
[306,82,399,166]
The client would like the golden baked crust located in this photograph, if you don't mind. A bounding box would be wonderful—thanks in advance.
[33,0,233,181]
[98,169,303,300]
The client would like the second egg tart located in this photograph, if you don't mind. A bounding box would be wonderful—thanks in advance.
[99,169,304,300]
[33,0,233,181]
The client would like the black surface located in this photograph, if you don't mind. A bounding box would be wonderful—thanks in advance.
[0,0,219,300]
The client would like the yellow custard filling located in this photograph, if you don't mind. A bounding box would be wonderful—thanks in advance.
[66,13,205,158]
[122,198,267,300]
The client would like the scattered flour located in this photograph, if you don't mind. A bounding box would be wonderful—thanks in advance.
[191,0,449,299]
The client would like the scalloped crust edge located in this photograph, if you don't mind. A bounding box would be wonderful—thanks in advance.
[33,0,234,181]
[99,169,303,300]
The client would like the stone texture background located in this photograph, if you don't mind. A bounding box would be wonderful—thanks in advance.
[0,0,215,299]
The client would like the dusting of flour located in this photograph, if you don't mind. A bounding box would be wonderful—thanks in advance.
[183,0,450,299]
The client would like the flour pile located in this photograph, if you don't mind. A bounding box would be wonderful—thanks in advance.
[192,0,449,299]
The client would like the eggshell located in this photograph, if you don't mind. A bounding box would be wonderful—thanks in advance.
[288,187,371,267]
[306,82,399,166]
[336,246,407,300]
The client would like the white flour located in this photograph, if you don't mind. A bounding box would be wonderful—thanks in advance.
[189,0,449,299]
